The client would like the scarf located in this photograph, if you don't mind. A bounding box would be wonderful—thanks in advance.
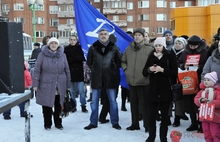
[201,87,214,102]
[154,52,163,60]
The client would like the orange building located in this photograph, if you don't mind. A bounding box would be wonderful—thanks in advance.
[170,4,220,45]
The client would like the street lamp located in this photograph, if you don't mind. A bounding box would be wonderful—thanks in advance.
[27,0,44,43]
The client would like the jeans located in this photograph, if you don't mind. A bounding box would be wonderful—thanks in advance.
[70,81,86,106]
[90,89,119,126]
[3,102,25,116]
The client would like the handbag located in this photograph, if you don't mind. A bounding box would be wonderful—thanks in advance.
[60,90,76,118]
[167,60,183,102]
[178,70,199,95]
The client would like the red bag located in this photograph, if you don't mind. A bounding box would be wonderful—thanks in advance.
[199,103,215,121]
[178,70,199,95]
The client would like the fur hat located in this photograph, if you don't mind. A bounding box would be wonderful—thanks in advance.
[188,35,202,45]
[204,71,218,84]
[133,28,145,37]
[47,37,60,46]
[163,30,173,36]
[154,37,166,48]
[174,37,187,47]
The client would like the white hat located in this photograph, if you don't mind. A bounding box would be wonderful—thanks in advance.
[154,37,166,49]
[47,37,60,46]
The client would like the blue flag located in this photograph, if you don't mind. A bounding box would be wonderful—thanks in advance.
[74,0,133,88]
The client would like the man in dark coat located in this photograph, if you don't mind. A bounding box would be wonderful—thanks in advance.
[31,42,41,59]
[84,28,122,130]
[64,35,88,113]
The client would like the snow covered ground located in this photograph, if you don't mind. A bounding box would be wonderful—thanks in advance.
[0,88,205,142]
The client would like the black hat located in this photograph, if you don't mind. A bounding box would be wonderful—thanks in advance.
[34,42,40,46]
[214,34,219,40]
[109,34,117,44]
[188,35,202,45]
[133,28,145,37]
[180,35,189,40]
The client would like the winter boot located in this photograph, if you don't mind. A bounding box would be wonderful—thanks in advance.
[121,91,127,111]
[160,126,168,142]
[82,106,88,113]
[172,115,180,127]
[197,120,203,133]
[87,93,92,102]
[145,127,156,142]
[186,112,198,131]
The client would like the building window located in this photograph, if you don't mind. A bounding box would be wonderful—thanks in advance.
[143,27,149,33]
[170,2,176,8]
[35,17,44,24]
[198,0,215,6]
[138,1,149,8]
[14,3,24,11]
[127,16,133,22]
[59,5,73,11]
[127,28,133,33]
[184,1,192,6]
[94,0,100,2]
[14,17,24,23]
[113,15,119,21]
[59,30,71,38]
[127,2,133,10]
[156,14,167,21]
[157,0,167,8]
[2,4,10,12]
[36,31,45,38]
[157,27,167,34]
[50,32,59,38]
[50,19,58,27]
[49,6,58,14]
[138,14,149,21]
[67,19,74,25]
[217,0,220,4]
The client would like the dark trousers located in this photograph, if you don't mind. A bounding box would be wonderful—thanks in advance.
[121,86,129,109]
[148,101,170,141]
[129,85,149,129]
[99,89,109,120]
[42,95,62,127]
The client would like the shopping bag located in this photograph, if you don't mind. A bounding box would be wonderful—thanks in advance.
[199,103,215,121]
[178,70,199,95]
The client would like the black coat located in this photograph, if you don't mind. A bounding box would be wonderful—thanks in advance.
[64,43,85,82]
[87,40,121,89]
[142,51,178,102]
[31,48,41,59]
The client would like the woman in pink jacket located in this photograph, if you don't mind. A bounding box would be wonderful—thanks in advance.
[194,71,220,142]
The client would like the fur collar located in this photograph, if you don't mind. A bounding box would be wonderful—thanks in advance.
[41,45,64,58]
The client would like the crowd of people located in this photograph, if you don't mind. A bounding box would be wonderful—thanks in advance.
[3,27,220,142]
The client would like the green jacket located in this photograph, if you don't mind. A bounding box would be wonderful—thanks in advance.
[121,40,153,86]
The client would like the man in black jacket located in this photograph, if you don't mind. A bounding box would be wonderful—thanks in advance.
[84,28,122,130]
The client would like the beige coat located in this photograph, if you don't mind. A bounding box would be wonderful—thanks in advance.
[121,40,153,86]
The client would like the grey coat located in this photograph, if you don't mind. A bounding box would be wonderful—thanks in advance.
[33,45,71,107]
[201,48,220,84]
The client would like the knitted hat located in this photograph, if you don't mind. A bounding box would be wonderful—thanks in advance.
[163,30,173,36]
[47,37,60,46]
[204,71,218,84]
[174,37,187,47]
[154,37,166,48]
[24,61,29,70]
[133,28,145,37]
[188,35,202,45]
[214,34,219,40]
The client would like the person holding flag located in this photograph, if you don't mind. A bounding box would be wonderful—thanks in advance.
[84,28,122,130]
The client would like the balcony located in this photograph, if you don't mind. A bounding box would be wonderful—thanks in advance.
[112,20,127,27]
[103,8,127,15]
[57,0,73,4]
[57,11,75,18]
[58,24,76,31]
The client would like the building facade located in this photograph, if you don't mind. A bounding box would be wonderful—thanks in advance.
[0,0,220,44]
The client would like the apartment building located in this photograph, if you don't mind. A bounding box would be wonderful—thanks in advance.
[0,0,219,44]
